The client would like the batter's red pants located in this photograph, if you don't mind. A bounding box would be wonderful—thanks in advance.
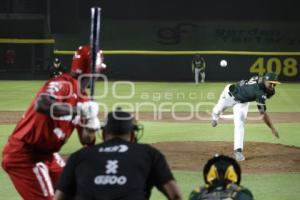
[2,139,65,200]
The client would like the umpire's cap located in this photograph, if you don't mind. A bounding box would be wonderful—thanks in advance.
[103,108,136,135]
[53,58,61,64]
[263,72,281,84]
[203,154,241,188]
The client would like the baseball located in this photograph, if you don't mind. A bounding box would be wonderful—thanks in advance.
[220,59,228,67]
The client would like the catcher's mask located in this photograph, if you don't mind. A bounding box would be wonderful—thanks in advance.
[101,108,144,143]
[203,155,241,188]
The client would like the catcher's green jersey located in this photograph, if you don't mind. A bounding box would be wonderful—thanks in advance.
[231,76,275,107]
[189,184,253,200]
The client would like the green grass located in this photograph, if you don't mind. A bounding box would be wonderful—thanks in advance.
[2,122,298,156]
[0,81,300,112]
[0,81,300,199]
[0,122,283,156]
[150,171,300,200]
[1,122,300,199]
[0,81,43,111]
[1,167,299,200]
[140,122,300,147]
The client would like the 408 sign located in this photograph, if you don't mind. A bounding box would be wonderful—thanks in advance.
[249,57,299,78]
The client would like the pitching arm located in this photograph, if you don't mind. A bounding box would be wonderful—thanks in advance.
[257,95,279,139]
[261,112,280,139]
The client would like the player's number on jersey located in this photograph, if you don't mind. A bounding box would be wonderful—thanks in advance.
[250,57,298,77]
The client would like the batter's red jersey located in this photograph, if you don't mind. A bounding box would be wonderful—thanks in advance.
[3,73,88,165]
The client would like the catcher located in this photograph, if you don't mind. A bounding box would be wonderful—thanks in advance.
[49,58,66,78]
[189,155,253,200]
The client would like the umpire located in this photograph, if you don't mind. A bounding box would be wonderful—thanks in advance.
[49,58,65,78]
[54,109,182,200]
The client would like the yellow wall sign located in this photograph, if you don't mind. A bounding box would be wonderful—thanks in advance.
[250,57,298,77]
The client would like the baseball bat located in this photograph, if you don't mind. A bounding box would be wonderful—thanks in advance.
[90,7,101,100]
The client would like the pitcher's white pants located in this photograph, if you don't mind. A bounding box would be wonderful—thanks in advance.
[212,84,249,150]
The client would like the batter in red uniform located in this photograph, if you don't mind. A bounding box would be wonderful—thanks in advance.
[2,45,106,200]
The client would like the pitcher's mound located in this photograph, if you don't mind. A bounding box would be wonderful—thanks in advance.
[152,141,300,173]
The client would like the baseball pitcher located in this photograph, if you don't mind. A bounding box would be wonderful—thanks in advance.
[211,72,280,161]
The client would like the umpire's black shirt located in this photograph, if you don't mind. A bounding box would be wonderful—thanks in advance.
[56,138,174,200]
[49,65,65,78]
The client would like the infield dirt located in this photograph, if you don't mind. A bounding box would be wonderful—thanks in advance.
[1,111,300,173]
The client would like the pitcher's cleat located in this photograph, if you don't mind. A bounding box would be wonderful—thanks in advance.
[211,120,218,127]
[234,149,245,161]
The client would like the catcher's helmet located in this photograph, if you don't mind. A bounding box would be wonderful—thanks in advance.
[102,108,143,142]
[203,155,241,188]
[71,45,106,75]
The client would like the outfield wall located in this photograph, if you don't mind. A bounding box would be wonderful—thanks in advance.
[49,52,299,82]
[1,51,299,81]
[105,54,299,81]
[0,20,300,81]
[52,20,300,81]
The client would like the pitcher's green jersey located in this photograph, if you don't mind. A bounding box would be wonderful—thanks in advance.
[189,183,253,200]
[230,76,275,112]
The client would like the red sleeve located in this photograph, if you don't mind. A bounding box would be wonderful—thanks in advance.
[71,52,85,74]
[42,79,73,102]
[78,91,90,102]
[71,46,90,74]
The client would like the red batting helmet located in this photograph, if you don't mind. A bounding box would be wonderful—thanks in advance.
[71,45,106,75]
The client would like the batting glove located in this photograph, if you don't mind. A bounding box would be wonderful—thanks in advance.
[77,101,99,120]
[77,101,101,130]
[85,117,101,131]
